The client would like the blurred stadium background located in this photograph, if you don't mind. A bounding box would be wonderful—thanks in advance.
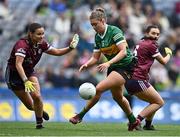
[0,0,180,124]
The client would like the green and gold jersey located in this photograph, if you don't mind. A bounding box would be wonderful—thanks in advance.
[94,24,133,68]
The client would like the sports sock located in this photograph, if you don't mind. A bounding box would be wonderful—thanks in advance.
[36,117,43,125]
[78,107,88,119]
[127,113,136,123]
[137,115,144,122]
[145,119,152,127]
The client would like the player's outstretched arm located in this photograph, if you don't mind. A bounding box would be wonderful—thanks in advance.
[46,34,79,56]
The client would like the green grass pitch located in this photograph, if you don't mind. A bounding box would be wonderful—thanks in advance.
[0,122,180,136]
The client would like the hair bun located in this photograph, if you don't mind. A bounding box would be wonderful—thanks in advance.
[95,7,105,13]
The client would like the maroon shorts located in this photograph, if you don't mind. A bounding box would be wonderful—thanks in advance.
[5,66,36,90]
[125,79,151,95]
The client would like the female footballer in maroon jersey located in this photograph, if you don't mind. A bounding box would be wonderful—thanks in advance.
[5,23,79,129]
[125,25,172,130]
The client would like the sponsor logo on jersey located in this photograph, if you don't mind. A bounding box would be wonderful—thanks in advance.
[100,44,119,55]
[17,48,26,54]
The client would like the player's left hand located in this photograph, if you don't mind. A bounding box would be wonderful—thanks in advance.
[165,47,172,56]
[97,62,110,72]
[69,34,79,49]
[24,80,36,93]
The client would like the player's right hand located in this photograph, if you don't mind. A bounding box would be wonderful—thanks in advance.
[165,47,172,56]
[79,64,88,72]
[24,80,36,93]
[97,62,110,72]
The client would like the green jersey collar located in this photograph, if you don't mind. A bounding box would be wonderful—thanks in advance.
[98,24,108,39]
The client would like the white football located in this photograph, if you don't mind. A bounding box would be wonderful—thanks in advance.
[79,82,96,100]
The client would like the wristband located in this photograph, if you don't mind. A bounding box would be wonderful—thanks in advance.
[23,78,28,82]
[69,46,74,50]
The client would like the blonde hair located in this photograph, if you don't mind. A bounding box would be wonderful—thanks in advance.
[90,7,107,21]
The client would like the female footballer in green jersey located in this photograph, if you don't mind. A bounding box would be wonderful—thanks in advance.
[69,8,140,131]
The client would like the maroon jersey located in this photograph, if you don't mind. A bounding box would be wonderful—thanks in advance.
[132,38,160,81]
[7,37,51,75]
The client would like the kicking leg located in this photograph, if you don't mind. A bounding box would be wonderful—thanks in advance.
[69,71,121,124]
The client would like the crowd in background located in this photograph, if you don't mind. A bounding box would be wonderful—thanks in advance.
[0,0,180,91]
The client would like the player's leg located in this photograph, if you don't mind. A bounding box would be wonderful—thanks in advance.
[111,86,141,131]
[109,71,134,119]
[13,89,49,121]
[135,85,164,130]
[135,85,164,118]
[5,67,49,123]
[13,89,34,110]
[111,86,136,122]
[69,71,123,124]
[28,76,44,129]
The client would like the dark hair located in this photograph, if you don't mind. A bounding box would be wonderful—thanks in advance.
[28,23,43,33]
[90,7,107,21]
[145,25,159,33]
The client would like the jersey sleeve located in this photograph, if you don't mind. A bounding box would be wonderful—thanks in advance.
[41,40,52,52]
[14,40,27,57]
[93,43,100,52]
[112,27,126,45]
[149,43,160,57]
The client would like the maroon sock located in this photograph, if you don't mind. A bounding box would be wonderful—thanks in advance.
[137,115,144,122]
[36,117,43,125]
[145,120,152,127]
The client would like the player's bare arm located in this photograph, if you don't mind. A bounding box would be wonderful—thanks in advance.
[15,55,28,82]
[79,52,101,72]
[45,47,73,56]
[155,47,172,65]
[46,34,79,56]
[97,42,127,72]
[155,54,171,65]
[108,42,127,65]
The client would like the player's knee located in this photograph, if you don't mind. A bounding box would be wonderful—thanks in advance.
[32,94,42,103]
[95,85,104,96]
[154,98,164,108]
[158,99,165,107]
